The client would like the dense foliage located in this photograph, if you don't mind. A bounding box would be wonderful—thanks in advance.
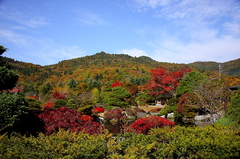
[0,45,19,91]
[176,71,206,96]
[226,87,240,125]
[0,130,108,158]
[53,99,67,109]
[25,96,42,110]
[189,59,240,76]
[1,126,239,158]
[0,66,19,91]
[177,93,199,118]
[37,107,103,135]
[148,66,191,99]
[104,108,124,121]
[0,92,29,129]
[105,86,131,109]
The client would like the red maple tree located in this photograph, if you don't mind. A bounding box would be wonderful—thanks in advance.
[147,66,191,98]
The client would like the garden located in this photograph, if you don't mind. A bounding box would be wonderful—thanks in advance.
[1,45,240,158]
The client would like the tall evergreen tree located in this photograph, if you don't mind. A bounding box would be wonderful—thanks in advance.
[0,45,19,91]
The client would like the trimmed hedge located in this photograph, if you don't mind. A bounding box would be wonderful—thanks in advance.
[1,125,239,158]
[0,130,108,158]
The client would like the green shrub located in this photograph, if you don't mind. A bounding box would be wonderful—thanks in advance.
[0,130,108,158]
[159,105,177,116]
[25,96,42,110]
[173,110,183,124]
[226,88,240,125]
[167,97,179,106]
[78,100,94,115]
[66,98,77,110]
[0,126,239,158]
[53,99,66,109]
[215,117,237,127]
[110,132,158,158]
[106,87,131,109]
[135,92,155,106]
[150,125,240,158]
[111,125,240,158]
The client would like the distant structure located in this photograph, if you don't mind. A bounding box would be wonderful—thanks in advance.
[2,89,20,94]
[218,63,223,78]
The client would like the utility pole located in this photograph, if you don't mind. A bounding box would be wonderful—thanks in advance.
[218,63,223,78]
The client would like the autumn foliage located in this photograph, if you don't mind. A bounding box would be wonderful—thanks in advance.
[52,91,67,100]
[177,93,199,117]
[93,107,105,113]
[111,81,124,88]
[148,66,191,97]
[126,116,175,134]
[37,107,103,135]
[104,108,124,121]
[42,102,54,110]
[27,96,38,100]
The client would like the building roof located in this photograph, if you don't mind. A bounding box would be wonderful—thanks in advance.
[2,89,20,93]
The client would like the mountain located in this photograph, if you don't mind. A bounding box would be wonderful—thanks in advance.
[6,52,239,76]
[223,58,240,75]
[188,58,240,76]
[2,52,186,93]
[2,52,240,95]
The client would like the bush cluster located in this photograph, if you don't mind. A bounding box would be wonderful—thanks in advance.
[1,126,239,158]
[126,116,175,134]
[53,99,66,109]
[159,105,177,116]
[37,107,103,135]
[104,108,124,121]
[25,96,42,110]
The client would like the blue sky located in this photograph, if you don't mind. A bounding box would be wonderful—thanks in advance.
[0,0,240,66]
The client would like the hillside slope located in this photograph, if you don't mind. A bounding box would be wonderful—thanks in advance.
[188,58,240,76]
[3,52,240,94]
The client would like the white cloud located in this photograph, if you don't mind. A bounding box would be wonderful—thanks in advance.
[76,10,108,27]
[21,16,49,28]
[131,0,175,10]
[0,7,49,28]
[150,36,240,63]
[129,0,240,64]
[0,29,30,46]
[131,0,240,31]
[0,28,85,65]
[117,48,148,57]
[29,43,86,65]
[224,22,240,37]
[48,46,85,60]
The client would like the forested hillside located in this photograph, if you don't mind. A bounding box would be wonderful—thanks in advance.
[3,52,240,102]
[188,58,240,75]
[3,52,186,94]
[223,58,240,75]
